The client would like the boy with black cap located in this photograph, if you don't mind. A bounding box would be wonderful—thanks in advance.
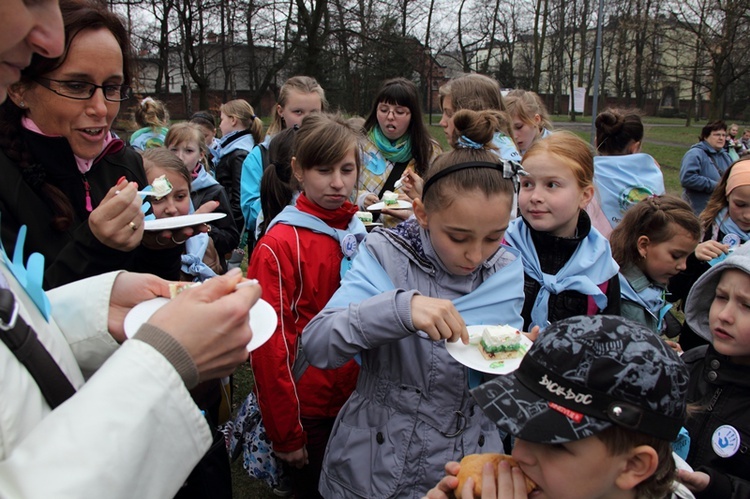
[678,241,750,498]
[425,315,695,499]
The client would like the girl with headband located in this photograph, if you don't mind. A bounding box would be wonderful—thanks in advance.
[301,109,532,498]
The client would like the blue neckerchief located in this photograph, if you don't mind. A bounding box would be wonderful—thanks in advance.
[0,219,50,320]
[212,130,256,166]
[619,273,671,331]
[192,164,219,191]
[504,217,619,329]
[267,206,367,279]
[181,233,217,282]
[325,242,525,387]
[364,147,387,175]
[716,207,750,242]
[491,132,522,163]
[593,153,665,229]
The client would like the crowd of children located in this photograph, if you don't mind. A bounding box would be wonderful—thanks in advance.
[119,75,750,499]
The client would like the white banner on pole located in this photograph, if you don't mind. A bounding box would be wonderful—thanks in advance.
[570,87,586,113]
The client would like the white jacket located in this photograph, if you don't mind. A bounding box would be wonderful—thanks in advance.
[0,261,212,499]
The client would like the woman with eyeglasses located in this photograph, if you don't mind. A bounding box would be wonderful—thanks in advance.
[0,0,211,289]
[680,120,734,215]
[357,78,441,227]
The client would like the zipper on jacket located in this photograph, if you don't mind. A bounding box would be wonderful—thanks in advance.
[82,174,92,212]
[706,387,722,411]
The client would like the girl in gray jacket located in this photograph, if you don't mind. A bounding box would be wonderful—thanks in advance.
[303,110,529,498]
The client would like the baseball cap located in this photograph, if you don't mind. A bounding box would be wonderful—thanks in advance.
[471,315,689,444]
[685,240,750,341]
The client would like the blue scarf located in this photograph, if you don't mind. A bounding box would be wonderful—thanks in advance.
[325,241,525,386]
[180,198,218,282]
[504,217,619,329]
[192,164,219,191]
[267,206,367,279]
[212,130,256,166]
[619,272,671,332]
[368,126,413,164]
[593,153,665,229]
[716,207,750,242]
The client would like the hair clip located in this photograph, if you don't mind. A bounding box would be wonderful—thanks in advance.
[456,135,484,149]
[502,159,527,193]
[141,97,154,105]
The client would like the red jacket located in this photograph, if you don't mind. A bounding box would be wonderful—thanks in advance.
[247,194,359,452]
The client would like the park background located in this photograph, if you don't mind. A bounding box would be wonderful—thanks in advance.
[109,0,749,123]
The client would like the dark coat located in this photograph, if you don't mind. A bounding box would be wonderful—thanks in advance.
[0,131,181,288]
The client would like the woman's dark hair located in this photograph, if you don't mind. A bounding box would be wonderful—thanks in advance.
[259,127,297,237]
[363,78,436,176]
[595,108,645,156]
[0,0,134,231]
[700,120,727,141]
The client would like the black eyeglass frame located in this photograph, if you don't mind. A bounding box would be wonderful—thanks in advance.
[33,77,133,102]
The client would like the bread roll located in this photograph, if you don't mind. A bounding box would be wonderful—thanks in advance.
[456,453,537,497]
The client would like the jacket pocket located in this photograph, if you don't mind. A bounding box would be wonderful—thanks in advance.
[324,404,416,498]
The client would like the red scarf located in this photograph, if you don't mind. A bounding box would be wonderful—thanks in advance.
[295,193,358,230]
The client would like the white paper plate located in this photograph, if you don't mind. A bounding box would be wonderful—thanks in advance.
[123,296,277,352]
[445,325,531,374]
[367,200,413,211]
[144,213,226,231]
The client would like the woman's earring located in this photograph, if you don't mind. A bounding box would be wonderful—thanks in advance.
[18,101,25,108]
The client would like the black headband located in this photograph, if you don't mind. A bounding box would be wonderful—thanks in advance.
[421,160,526,199]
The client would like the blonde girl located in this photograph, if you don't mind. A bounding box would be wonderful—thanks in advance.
[302,109,527,497]
[504,89,552,156]
[504,131,620,330]
[130,96,169,150]
[241,76,326,237]
[165,122,238,273]
[246,113,362,499]
[213,99,263,231]
[402,74,521,201]
[610,195,700,337]
[671,159,750,350]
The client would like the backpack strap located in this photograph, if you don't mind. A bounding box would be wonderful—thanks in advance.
[0,288,76,409]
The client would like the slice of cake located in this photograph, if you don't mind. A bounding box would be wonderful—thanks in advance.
[382,191,399,206]
[479,325,523,360]
[356,211,373,223]
[151,174,173,199]
[168,281,201,298]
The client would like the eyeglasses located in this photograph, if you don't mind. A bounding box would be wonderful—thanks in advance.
[378,106,411,118]
[710,132,727,138]
[33,77,132,102]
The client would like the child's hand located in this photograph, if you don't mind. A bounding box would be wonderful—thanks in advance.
[401,170,424,200]
[276,446,309,469]
[363,193,380,209]
[482,460,530,499]
[677,469,710,493]
[523,325,540,342]
[423,461,461,499]
[664,339,683,354]
[411,295,468,343]
[695,240,729,261]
